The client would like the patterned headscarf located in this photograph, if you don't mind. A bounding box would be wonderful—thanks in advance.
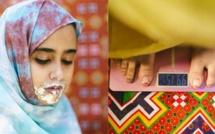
[0,0,82,133]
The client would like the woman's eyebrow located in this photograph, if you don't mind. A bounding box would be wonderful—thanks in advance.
[35,48,55,52]
[34,48,76,53]
[64,49,77,53]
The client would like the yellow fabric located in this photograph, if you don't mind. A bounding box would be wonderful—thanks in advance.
[109,0,215,58]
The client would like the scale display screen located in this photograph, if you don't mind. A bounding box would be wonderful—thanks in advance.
[158,73,188,86]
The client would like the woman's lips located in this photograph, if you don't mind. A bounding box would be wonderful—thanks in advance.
[44,85,63,94]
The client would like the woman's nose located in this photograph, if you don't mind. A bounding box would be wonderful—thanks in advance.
[49,64,64,81]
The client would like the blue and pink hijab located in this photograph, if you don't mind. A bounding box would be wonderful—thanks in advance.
[0,0,82,133]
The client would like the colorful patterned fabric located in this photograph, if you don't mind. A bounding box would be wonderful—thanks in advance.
[0,0,82,133]
[108,90,215,134]
[67,0,108,133]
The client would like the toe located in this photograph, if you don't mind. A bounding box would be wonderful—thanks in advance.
[189,58,204,88]
[139,65,153,86]
[138,54,155,86]
[120,59,128,75]
[113,59,122,68]
[125,60,137,83]
[206,64,215,87]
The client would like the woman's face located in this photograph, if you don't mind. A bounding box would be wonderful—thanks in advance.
[30,24,76,105]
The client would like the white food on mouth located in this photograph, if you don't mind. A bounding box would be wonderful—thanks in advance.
[34,81,66,105]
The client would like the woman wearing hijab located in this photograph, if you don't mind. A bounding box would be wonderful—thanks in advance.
[109,0,215,89]
[0,0,82,133]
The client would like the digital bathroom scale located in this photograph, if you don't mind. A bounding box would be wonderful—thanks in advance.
[109,47,215,92]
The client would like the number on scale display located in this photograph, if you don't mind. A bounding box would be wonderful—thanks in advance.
[158,73,188,86]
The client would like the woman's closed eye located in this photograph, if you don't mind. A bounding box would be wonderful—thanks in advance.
[35,58,51,65]
[34,58,73,65]
[62,59,73,65]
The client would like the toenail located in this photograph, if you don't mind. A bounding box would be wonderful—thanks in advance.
[141,76,150,86]
[121,71,126,75]
[116,63,121,68]
[192,78,200,88]
[126,78,132,83]
[207,84,214,88]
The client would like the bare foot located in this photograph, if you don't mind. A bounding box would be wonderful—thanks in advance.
[113,53,155,86]
[113,58,137,83]
[189,48,215,88]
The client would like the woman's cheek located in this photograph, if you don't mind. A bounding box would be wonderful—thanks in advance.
[31,66,48,87]
[65,67,74,84]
